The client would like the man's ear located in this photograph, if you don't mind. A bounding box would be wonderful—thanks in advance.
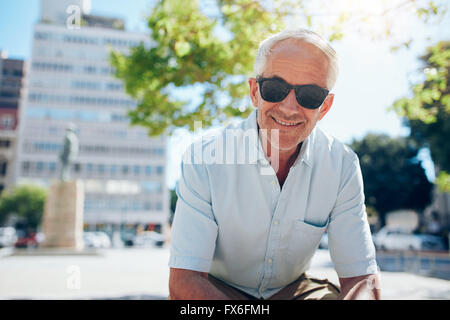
[248,77,259,107]
[318,93,334,120]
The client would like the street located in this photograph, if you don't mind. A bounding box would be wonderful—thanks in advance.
[0,246,449,300]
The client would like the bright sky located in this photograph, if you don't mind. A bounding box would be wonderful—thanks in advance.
[1,0,449,189]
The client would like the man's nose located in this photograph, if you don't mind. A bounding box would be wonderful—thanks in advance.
[278,89,300,116]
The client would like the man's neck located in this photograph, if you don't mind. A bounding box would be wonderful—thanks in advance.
[261,134,302,174]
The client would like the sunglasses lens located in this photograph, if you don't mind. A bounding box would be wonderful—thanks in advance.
[258,78,328,109]
[260,79,289,102]
[295,86,327,109]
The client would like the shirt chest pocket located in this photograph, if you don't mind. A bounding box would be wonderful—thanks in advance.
[286,219,328,268]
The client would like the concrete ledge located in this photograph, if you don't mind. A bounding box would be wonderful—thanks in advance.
[0,247,14,258]
[7,248,103,257]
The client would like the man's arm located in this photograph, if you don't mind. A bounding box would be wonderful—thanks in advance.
[169,268,230,300]
[328,151,380,298]
[338,274,381,300]
[169,146,221,299]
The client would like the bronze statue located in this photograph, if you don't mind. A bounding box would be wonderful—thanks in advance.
[59,123,79,181]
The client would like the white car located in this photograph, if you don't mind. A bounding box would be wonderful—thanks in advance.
[318,232,377,250]
[0,227,18,248]
[374,227,445,251]
[134,231,165,247]
[83,231,111,249]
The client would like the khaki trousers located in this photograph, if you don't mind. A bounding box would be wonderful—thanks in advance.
[208,273,340,300]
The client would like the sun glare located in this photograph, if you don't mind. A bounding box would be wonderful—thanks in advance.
[300,0,420,41]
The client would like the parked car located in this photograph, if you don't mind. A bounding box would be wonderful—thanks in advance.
[417,234,447,251]
[122,231,136,247]
[15,232,43,248]
[374,227,446,251]
[319,232,379,250]
[0,227,18,248]
[134,231,165,247]
[83,231,111,249]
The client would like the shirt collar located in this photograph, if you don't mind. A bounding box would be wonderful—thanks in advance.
[244,108,314,168]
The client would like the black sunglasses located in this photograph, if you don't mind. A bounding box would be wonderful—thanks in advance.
[256,76,329,109]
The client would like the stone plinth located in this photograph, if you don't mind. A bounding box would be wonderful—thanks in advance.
[41,180,84,250]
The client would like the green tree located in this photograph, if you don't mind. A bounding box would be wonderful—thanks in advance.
[169,187,178,226]
[0,185,47,231]
[350,134,433,227]
[110,0,288,136]
[391,41,450,192]
[110,0,446,136]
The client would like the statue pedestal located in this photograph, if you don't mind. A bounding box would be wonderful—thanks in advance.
[41,180,84,250]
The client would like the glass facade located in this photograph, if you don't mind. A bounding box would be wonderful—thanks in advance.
[17,23,168,228]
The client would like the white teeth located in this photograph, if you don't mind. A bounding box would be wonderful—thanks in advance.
[273,117,302,126]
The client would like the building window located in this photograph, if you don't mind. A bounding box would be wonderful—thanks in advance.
[0,139,11,148]
[133,165,140,175]
[36,162,44,172]
[153,148,164,156]
[84,66,96,74]
[0,91,19,98]
[35,32,50,40]
[0,162,7,176]
[106,82,123,91]
[156,166,164,175]
[122,165,129,175]
[73,163,81,172]
[110,165,118,175]
[49,127,58,135]
[142,181,161,193]
[1,115,14,130]
[22,161,30,172]
[48,162,56,172]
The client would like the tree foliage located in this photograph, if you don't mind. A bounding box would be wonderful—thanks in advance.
[169,187,178,226]
[350,134,433,226]
[391,41,450,192]
[111,0,446,136]
[111,0,290,136]
[0,185,47,230]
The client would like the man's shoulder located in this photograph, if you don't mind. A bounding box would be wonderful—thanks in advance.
[313,127,358,163]
[181,118,250,165]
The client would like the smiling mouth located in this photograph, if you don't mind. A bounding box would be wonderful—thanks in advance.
[271,116,303,127]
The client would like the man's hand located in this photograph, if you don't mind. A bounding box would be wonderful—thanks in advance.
[169,268,230,300]
[338,274,381,300]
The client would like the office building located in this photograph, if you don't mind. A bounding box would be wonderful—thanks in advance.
[0,51,25,194]
[15,0,169,237]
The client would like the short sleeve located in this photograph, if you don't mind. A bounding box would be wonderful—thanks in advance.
[168,145,218,272]
[327,151,378,278]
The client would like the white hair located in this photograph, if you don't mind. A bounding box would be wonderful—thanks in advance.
[254,28,339,90]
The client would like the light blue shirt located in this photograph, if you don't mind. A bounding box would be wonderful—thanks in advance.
[169,109,378,299]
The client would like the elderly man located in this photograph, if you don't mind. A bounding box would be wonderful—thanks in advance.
[169,28,380,300]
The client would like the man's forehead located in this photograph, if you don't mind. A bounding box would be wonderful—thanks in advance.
[261,39,330,85]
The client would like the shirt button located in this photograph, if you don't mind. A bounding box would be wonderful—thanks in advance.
[274,220,279,225]
[268,258,273,264]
